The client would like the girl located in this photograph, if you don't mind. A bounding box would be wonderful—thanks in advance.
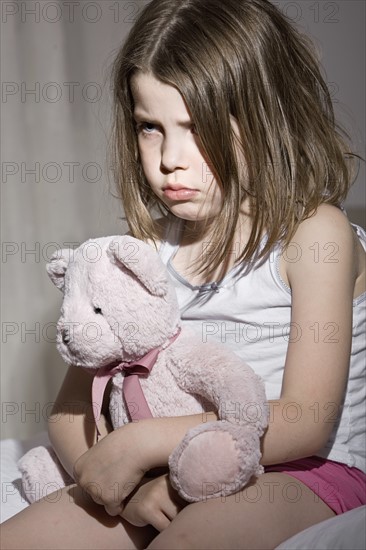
[2,0,365,548]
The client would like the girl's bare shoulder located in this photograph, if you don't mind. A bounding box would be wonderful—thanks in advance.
[295,203,354,238]
[280,204,365,297]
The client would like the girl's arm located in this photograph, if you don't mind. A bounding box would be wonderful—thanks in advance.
[75,205,361,509]
[260,204,360,464]
[73,412,217,515]
[48,365,112,478]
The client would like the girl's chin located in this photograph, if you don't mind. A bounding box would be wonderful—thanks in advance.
[163,202,221,224]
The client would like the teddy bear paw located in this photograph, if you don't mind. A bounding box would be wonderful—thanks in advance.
[169,421,262,502]
[18,445,73,503]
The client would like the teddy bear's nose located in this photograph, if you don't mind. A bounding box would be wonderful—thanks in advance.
[61,327,70,345]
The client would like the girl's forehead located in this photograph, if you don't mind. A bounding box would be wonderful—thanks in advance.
[131,72,176,98]
[130,72,192,118]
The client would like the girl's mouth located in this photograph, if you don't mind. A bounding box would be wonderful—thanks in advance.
[163,185,199,201]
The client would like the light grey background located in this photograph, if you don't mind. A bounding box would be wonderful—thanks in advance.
[1,0,365,439]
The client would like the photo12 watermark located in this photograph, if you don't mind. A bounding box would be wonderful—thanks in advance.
[2,161,103,184]
[1,2,149,25]
[2,81,103,104]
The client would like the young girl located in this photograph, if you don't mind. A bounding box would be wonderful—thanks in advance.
[2,0,365,548]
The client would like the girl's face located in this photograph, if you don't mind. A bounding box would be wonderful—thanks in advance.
[130,72,223,223]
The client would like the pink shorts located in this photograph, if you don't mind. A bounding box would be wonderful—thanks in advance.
[265,456,366,515]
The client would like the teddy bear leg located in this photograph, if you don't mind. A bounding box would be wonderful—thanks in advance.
[168,421,263,503]
[18,445,73,503]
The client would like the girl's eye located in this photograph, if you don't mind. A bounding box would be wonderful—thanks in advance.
[136,122,158,136]
[142,122,156,133]
[94,306,102,315]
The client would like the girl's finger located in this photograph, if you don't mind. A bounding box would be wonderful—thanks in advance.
[162,500,182,521]
[150,512,171,532]
[104,502,124,517]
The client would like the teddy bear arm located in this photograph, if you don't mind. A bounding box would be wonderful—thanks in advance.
[168,338,268,434]
[167,337,269,502]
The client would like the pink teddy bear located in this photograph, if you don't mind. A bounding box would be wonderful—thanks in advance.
[19,235,268,504]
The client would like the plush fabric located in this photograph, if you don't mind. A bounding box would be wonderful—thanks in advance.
[18,445,73,502]
[1,432,50,522]
[18,236,268,503]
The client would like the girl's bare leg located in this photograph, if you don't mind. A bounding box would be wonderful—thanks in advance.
[147,473,336,550]
[2,473,336,550]
[1,484,157,550]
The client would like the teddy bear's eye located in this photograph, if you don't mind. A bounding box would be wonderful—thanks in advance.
[94,306,102,315]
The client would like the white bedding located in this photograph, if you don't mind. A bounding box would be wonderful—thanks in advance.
[1,433,365,549]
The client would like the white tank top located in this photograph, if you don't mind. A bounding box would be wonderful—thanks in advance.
[158,216,366,472]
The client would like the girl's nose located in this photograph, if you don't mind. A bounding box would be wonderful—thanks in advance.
[160,137,189,172]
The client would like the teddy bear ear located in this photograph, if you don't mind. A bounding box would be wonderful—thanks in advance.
[107,236,169,297]
[46,249,74,292]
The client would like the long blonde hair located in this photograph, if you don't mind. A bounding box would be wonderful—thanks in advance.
[110,0,359,273]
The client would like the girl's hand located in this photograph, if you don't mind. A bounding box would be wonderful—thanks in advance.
[121,474,187,532]
[73,414,217,516]
[73,423,149,516]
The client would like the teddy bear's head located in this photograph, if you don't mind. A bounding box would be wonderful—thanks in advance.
[46,236,181,369]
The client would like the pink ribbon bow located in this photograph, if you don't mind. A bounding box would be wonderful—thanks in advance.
[92,329,181,438]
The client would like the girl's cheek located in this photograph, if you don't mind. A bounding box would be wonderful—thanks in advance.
[141,156,156,176]
[139,143,156,161]
[137,149,151,169]
[140,159,158,187]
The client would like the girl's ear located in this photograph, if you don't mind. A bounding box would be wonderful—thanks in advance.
[107,236,169,297]
[46,249,74,292]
